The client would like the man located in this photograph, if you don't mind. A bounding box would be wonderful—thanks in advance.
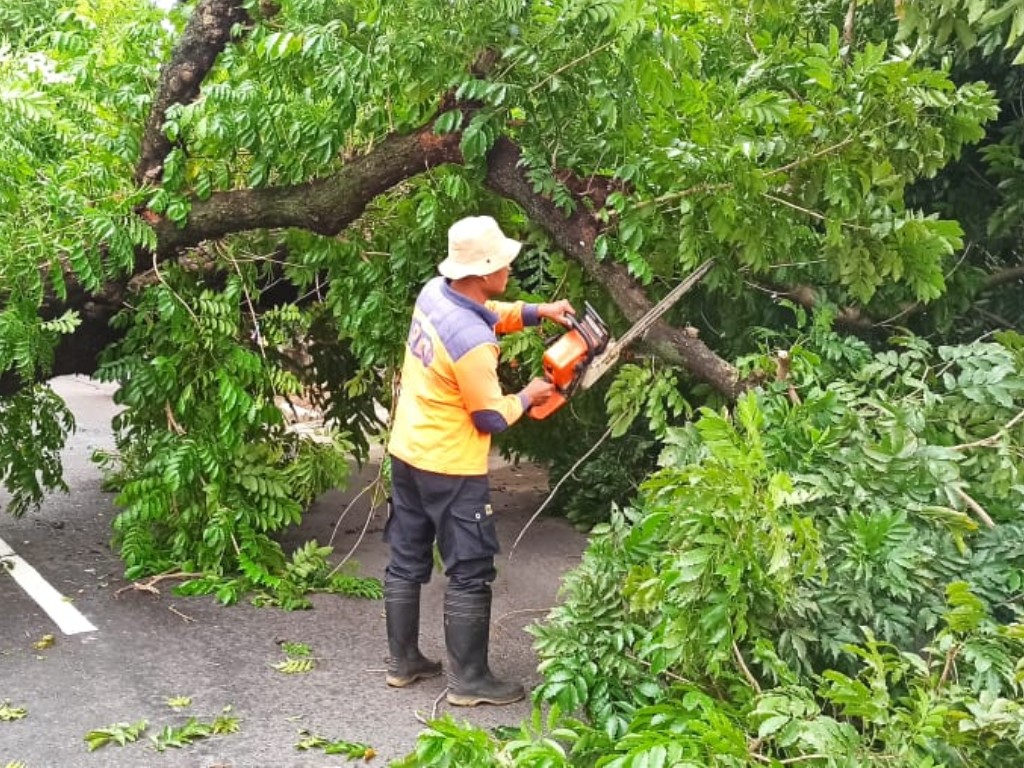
[384,215,575,706]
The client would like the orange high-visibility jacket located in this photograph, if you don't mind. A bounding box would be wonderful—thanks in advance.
[388,277,540,476]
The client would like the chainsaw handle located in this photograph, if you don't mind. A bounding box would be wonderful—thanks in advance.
[541,312,582,348]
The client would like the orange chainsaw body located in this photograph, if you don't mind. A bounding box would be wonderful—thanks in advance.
[530,304,610,420]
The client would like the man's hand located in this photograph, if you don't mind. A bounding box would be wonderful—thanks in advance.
[521,377,556,407]
[537,300,576,328]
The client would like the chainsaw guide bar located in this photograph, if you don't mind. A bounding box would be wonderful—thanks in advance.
[577,259,715,391]
[529,259,714,419]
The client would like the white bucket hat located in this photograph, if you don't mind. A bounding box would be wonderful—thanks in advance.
[438,216,522,279]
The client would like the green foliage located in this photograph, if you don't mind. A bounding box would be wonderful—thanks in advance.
[92,267,359,593]
[279,641,312,657]
[83,707,238,755]
[899,0,1024,63]
[295,730,376,760]
[0,700,27,721]
[150,708,239,752]
[400,328,1024,766]
[0,385,74,516]
[83,720,147,752]
[606,363,693,439]
[165,696,191,711]
[0,0,1009,595]
[1,2,1023,765]
[391,715,505,768]
[174,541,382,610]
[272,657,315,674]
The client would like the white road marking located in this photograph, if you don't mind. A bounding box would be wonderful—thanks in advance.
[0,535,97,635]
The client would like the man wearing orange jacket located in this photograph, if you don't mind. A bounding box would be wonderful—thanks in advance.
[384,215,574,706]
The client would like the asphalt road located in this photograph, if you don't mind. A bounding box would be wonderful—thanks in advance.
[0,376,585,767]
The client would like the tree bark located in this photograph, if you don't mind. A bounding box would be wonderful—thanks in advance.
[150,128,464,258]
[136,0,251,185]
[485,138,741,398]
[984,264,1024,289]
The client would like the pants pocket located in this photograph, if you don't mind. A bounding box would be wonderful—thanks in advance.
[445,502,500,564]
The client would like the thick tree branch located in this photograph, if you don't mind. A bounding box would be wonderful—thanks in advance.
[0,127,464,395]
[485,138,741,398]
[984,265,1024,289]
[150,127,464,257]
[136,0,251,185]
[7,128,741,399]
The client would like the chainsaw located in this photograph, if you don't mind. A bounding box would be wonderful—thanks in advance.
[529,259,714,420]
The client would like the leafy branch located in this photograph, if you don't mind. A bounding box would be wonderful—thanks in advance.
[295,730,376,761]
[0,701,27,721]
[84,720,147,752]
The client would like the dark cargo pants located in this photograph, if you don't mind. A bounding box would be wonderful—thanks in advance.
[384,455,499,592]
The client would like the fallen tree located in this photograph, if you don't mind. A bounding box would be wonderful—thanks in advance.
[0,0,1004,585]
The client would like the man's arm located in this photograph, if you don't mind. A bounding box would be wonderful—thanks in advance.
[453,345,554,433]
[453,344,527,433]
[486,299,576,335]
[486,300,537,335]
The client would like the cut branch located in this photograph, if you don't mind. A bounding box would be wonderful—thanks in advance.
[0,127,465,396]
[151,126,464,257]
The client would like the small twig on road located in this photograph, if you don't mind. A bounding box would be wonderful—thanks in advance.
[413,687,450,726]
[115,571,198,597]
[494,607,552,635]
[432,687,448,720]
[168,604,195,623]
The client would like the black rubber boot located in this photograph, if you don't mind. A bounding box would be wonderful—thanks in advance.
[444,587,525,706]
[385,578,442,687]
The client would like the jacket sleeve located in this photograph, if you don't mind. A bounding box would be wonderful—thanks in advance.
[486,300,541,335]
[452,344,529,433]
